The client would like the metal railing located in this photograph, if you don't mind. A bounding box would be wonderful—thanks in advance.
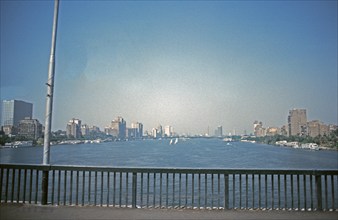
[0,163,337,211]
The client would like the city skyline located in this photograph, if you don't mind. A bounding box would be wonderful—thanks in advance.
[1,1,337,134]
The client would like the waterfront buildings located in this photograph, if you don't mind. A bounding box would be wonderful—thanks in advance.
[164,125,173,137]
[253,109,335,138]
[253,121,265,137]
[1,100,33,126]
[280,125,288,136]
[148,124,175,138]
[103,117,144,140]
[288,109,307,136]
[215,126,223,137]
[157,125,163,138]
[266,127,280,136]
[130,122,143,138]
[307,120,330,138]
[108,116,126,140]
[66,118,82,139]
[1,100,34,136]
[151,128,158,138]
[17,117,43,140]
[81,124,89,136]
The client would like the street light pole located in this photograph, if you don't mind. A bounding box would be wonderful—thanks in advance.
[42,0,59,205]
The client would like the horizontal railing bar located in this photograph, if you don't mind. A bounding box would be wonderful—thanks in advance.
[1,163,337,175]
[0,164,50,171]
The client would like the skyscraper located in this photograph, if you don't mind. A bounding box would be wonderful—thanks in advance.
[110,116,126,140]
[66,118,82,139]
[164,125,173,137]
[131,122,143,138]
[1,100,33,127]
[288,109,307,136]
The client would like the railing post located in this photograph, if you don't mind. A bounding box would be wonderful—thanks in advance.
[41,170,49,205]
[315,175,322,211]
[132,172,137,208]
[224,174,229,210]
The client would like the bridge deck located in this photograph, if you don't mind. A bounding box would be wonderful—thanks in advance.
[1,204,337,220]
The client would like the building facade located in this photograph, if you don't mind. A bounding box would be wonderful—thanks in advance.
[110,116,126,140]
[164,125,173,137]
[307,120,330,137]
[131,122,143,138]
[66,118,82,139]
[266,127,280,136]
[81,124,89,136]
[288,109,307,136]
[253,121,265,137]
[17,117,43,140]
[151,128,158,138]
[215,126,223,137]
[1,100,33,127]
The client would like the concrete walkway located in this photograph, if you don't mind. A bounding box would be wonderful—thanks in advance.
[1,204,337,220]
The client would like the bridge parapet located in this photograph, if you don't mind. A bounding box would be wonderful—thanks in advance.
[1,163,337,211]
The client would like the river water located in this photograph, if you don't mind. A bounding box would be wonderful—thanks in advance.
[1,138,337,169]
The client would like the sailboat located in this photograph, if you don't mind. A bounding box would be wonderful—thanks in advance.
[169,138,178,145]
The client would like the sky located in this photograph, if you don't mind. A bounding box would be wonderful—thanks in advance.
[1,0,337,135]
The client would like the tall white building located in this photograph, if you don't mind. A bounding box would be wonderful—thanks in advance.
[151,128,158,138]
[215,126,223,137]
[66,118,82,139]
[164,125,173,137]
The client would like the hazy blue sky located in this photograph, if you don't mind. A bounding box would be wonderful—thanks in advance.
[1,0,337,135]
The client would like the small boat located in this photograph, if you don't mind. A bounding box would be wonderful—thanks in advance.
[13,141,33,148]
[169,138,178,145]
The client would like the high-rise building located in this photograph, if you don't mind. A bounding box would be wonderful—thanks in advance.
[81,124,89,136]
[1,100,33,127]
[66,118,82,139]
[215,126,223,137]
[151,128,158,138]
[131,122,143,138]
[110,116,126,140]
[288,109,307,136]
[157,125,163,138]
[164,125,173,137]
[253,121,265,137]
[17,117,42,140]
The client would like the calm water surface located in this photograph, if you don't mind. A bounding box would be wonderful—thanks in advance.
[1,138,337,169]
